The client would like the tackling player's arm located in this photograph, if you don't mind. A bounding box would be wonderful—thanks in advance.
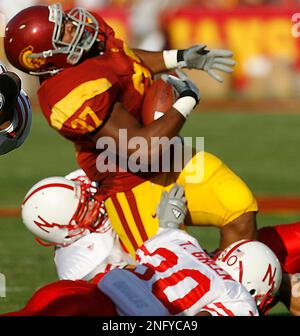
[91,73,200,161]
[219,212,257,251]
[133,45,236,83]
[195,311,212,316]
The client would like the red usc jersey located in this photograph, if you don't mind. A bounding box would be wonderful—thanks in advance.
[38,20,153,200]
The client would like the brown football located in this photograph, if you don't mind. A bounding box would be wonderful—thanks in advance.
[141,77,175,126]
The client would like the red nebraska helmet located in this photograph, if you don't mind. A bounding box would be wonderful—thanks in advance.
[4,3,99,76]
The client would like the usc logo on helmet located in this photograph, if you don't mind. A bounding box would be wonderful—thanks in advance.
[19,46,46,71]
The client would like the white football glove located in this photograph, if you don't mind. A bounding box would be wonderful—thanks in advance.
[178,44,236,83]
[157,184,187,229]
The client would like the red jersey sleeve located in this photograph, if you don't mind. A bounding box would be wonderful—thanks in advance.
[38,60,120,138]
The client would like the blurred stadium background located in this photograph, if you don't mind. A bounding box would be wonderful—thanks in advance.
[1,0,300,315]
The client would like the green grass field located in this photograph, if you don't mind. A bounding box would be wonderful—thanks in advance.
[1,110,300,315]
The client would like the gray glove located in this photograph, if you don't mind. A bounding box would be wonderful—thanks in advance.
[161,70,200,104]
[178,44,236,83]
[157,184,187,229]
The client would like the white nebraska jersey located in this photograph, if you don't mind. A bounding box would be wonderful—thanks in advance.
[99,229,259,316]
[54,220,133,281]
[54,169,133,281]
[0,62,32,155]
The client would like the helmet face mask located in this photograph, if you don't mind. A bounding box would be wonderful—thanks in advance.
[255,289,276,315]
[215,240,282,315]
[63,7,99,64]
[4,3,99,76]
[45,4,99,66]
[71,181,105,233]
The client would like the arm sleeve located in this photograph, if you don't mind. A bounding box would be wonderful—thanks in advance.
[50,83,119,137]
[200,300,258,316]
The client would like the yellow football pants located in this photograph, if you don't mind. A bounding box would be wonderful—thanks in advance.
[105,151,258,257]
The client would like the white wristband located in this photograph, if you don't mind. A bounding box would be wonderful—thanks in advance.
[163,50,178,70]
[173,96,196,119]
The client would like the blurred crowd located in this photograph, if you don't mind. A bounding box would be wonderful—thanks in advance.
[1,0,300,103]
[1,0,300,21]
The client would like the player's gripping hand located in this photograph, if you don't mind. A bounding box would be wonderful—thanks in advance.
[161,70,200,119]
[157,184,187,229]
[163,44,236,83]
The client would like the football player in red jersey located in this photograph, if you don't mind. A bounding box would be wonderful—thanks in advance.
[0,61,31,155]
[3,3,260,259]
[257,222,300,315]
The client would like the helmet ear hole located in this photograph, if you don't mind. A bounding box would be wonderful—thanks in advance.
[249,289,256,296]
